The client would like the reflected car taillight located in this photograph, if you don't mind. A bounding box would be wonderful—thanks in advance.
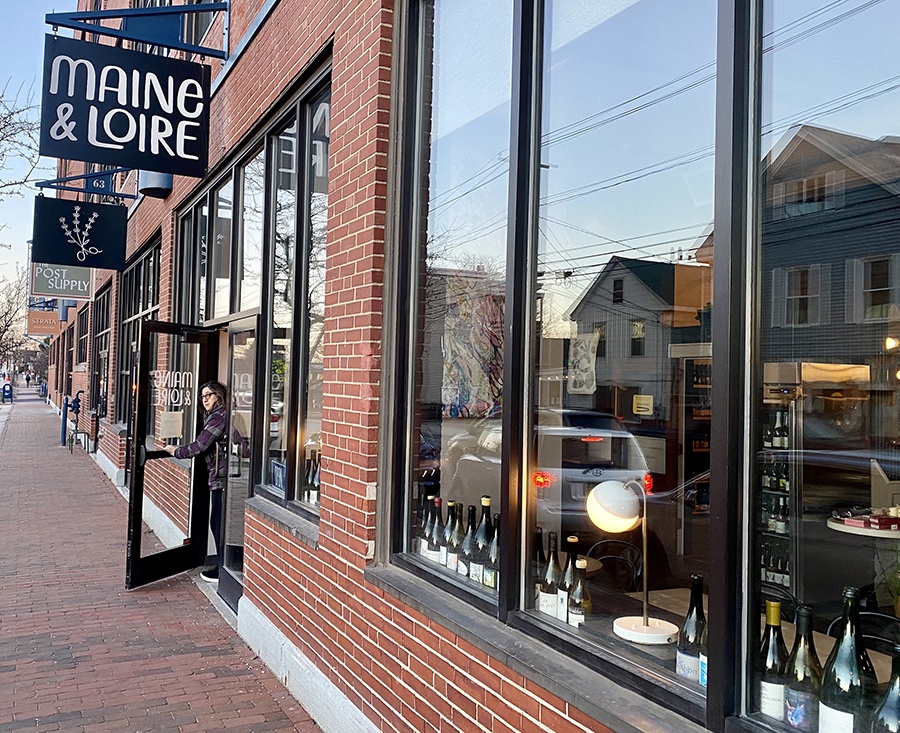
[643,473,654,493]
[532,471,557,489]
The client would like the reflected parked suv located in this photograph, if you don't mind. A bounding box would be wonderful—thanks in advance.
[448,409,651,519]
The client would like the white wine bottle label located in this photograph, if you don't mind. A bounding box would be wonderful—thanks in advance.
[482,568,497,589]
[818,702,854,733]
[783,688,817,731]
[675,650,700,682]
[760,681,784,719]
[447,552,459,572]
[426,548,441,563]
[419,538,428,556]
[698,652,707,688]
[538,591,557,616]
[568,609,584,628]
[556,590,569,622]
[457,559,469,577]
[469,562,484,584]
[439,547,448,566]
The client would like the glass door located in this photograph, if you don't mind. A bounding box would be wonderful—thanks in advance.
[125,319,220,589]
[217,318,257,610]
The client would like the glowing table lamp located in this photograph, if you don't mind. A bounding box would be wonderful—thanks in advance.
[586,480,678,645]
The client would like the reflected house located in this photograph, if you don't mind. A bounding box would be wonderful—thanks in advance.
[761,125,900,458]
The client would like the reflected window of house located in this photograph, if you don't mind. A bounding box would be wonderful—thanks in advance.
[864,257,892,318]
[630,320,646,357]
[612,279,624,303]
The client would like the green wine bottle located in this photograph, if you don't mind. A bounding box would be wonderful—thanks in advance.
[819,587,877,732]
[783,605,821,732]
[872,644,900,733]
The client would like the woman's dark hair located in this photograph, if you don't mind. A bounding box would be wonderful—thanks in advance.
[200,380,227,411]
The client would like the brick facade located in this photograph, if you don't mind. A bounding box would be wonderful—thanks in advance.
[41,2,661,732]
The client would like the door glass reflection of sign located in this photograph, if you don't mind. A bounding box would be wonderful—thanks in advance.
[151,369,193,407]
[39,35,210,177]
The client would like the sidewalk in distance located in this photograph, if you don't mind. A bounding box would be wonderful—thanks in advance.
[0,390,321,733]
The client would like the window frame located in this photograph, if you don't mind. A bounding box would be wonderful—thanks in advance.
[91,287,111,419]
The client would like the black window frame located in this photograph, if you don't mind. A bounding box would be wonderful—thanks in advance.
[91,286,111,419]
[114,241,161,425]
[76,307,89,364]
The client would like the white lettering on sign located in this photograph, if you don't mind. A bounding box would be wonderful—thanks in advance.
[48,55,205,162]
[33,265,90,293]
[151,370,194,408]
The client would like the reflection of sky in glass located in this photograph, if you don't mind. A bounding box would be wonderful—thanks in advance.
[762,1,900,155]
[538,0,716,321]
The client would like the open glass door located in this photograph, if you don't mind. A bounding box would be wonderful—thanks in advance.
[125,319,220,589]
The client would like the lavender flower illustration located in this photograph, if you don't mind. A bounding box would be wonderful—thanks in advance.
[58,205,102,262]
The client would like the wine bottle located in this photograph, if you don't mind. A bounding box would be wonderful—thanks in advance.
[676,574,707,682]
[774,410,788,449]
[534,526,546,603]
[469,496,493,584]
[758,599,789,721]
[698,621,708,688]
[538,532,561,617]
[557,535,579,622]
[457,505,477,578]
[872,644,900,733]
[419,494,435,556]
[763,419,774,449]
[447,503,465,572]
[482,513,500,590]
[775,498,788,535]
[782,605,821,732]
[426,497,444,563]
[567,559,591,628]
[819,587,878,732]
[439,500,456,566]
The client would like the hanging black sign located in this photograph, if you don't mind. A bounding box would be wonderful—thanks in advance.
[39,34,210,177]
[32,196,127,271]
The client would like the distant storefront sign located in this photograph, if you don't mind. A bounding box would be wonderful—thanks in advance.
[26,310,59,336]
[39,34,210,177]
[32,197,127,271]
[30,263,91,299]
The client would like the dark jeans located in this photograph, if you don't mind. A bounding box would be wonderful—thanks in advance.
[210,489,223,569]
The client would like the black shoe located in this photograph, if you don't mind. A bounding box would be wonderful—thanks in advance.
[200,568,219,582]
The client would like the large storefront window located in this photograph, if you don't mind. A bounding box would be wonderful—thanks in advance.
[212,177,233,319]
[404,0,513,596]
[239,149,265,313]
[749,2,900,731]
[115,244,161,424]
[529,0,716,689]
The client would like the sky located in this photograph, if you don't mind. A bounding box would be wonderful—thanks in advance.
[0,1,74,279]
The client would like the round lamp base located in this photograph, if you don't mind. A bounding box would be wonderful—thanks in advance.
[613,616,679,645]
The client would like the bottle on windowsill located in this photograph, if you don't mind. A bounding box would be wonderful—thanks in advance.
[426,497,444,563]
[872,643,900,733]
[782,605,821,732]
[819,587,878,732]
[557,535,579,622]
[567,559,590,628]
[446,503,464,572]
[758,599,789,721]
[482,513,500,590]
[439,500,456,566]
[537,531,561,618]
[676,574,706,683]
[457,505,477,578]
[469,496,493,584]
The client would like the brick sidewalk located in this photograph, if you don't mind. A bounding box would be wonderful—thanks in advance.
[0,391,321,733]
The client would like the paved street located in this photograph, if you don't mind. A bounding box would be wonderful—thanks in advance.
[0,389,321,733]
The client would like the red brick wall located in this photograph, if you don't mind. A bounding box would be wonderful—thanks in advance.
[54,2,616,730]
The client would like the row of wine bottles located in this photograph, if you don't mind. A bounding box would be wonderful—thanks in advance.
[760,541,792,588]
[415,495,500,589]
[300,451,321,505]
[761,458,792,493]
[534,531,592,627]
[762,496,792,535]
[763,409,791,450]
[758,588,900,732]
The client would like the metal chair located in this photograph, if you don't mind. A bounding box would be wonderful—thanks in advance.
[585,539,642,593]
[826,610,900,656]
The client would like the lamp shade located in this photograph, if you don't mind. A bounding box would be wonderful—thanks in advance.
[586,480,642,534]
